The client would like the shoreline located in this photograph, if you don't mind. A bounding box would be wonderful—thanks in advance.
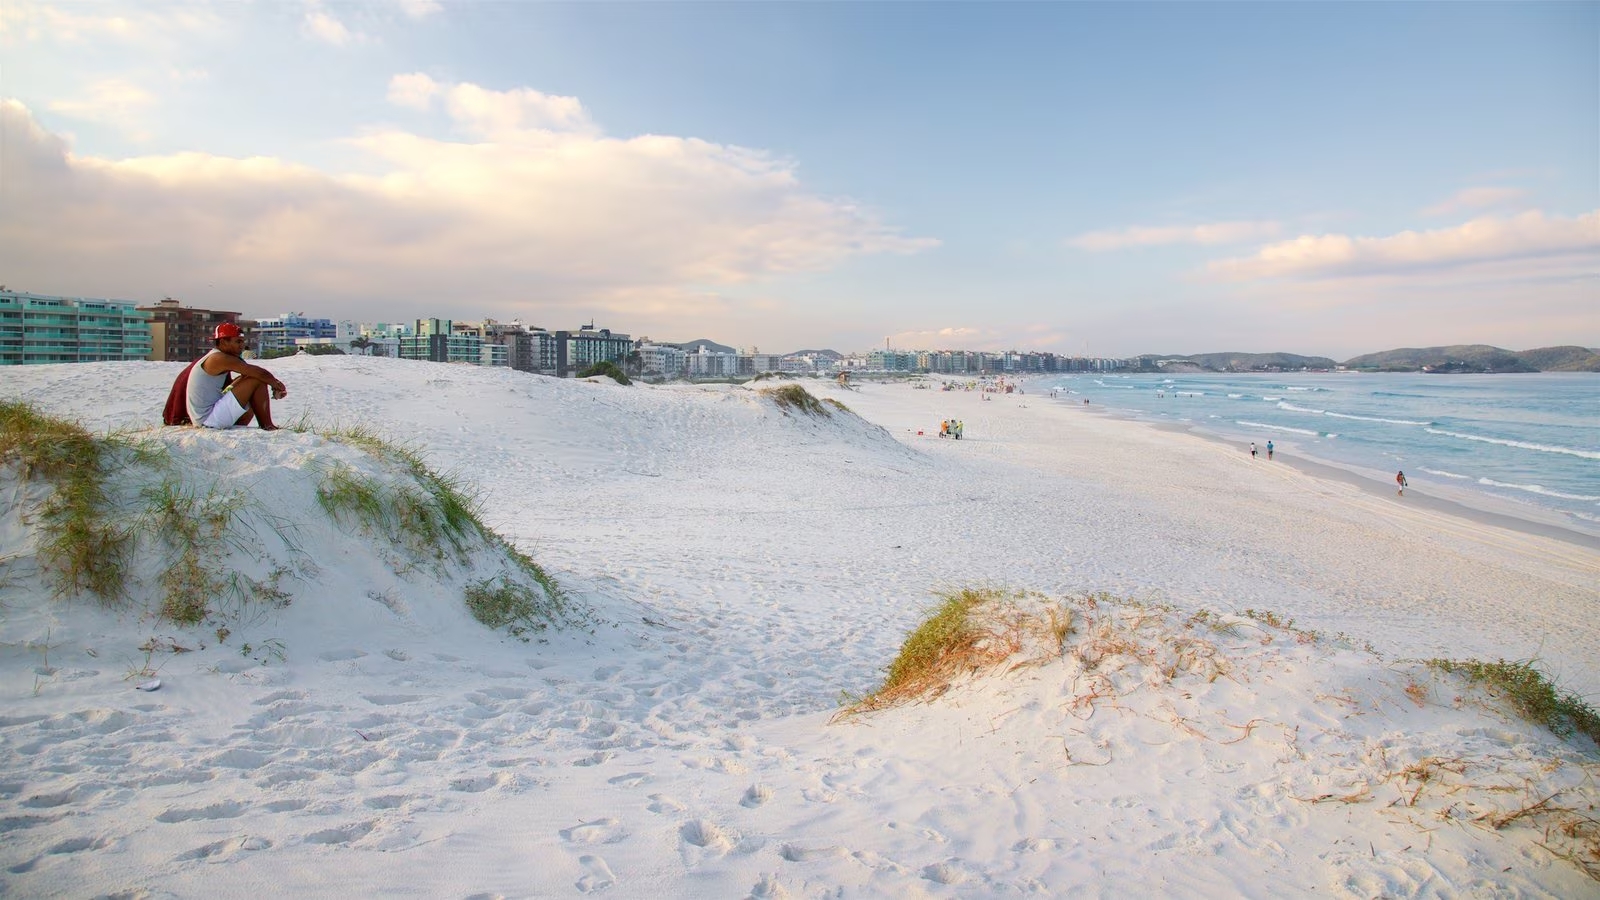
[1144,418,1600,552]
[1060,389,1600,550]
[1038,371,1599,544]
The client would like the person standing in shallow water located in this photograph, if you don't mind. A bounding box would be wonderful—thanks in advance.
[186,323,288,430]
[1396,471,1408,495]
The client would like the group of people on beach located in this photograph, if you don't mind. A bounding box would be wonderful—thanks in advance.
[940,419,964,439]
[1247,437,1411,498]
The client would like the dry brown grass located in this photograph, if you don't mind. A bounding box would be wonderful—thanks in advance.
[834,588,1070,719]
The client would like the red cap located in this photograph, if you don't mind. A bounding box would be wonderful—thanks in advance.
[214,322,243,340]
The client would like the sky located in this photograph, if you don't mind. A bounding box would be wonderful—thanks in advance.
[1,1,1595,359]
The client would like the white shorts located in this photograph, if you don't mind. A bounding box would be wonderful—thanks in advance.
[199,390,248,429]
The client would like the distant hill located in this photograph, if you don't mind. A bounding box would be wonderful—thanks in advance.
[1138,346,1600,373]
[1338,345,1600,373]
[666,338,737,354]
[1140,352,1338,372]
[1515,346,1600,372]
[663,340,842,359]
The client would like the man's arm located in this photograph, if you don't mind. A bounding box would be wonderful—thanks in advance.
[202,353,288,396]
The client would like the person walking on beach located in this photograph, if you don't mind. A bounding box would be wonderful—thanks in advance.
[1396,470,1407,496]
[186,323,288,430]
[1266,440,1274,460]
[939,420,949,439]
[1250,442,1257,459]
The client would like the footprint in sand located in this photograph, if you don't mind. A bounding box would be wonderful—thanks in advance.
[740,784,772,808]
[303,820,376,845]
[679,819,733,853]
[157,801,247,823]
[921,859,971,885]
[606,772,650,788]
[175,835,272,861]
[572,751,613,768]
[48,835,109,855]
[449,773,510,793]
[749,873,791,898]
[560,818,628,845]
[21,789,82,809]
[575,854,616,893]
[363,794,413,810]
[646,794,685,815]
[779,843,847,862]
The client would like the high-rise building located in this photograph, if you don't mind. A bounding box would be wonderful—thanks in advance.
[253,313,337,354]
[0,291,152,365]
[137,298,241,362]
[555,324,631,376]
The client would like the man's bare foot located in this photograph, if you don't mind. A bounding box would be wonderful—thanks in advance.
[259,423,280,431]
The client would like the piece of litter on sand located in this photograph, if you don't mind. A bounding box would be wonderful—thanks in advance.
[135,678,161,692]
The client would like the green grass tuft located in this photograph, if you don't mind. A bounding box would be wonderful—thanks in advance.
[0,401,132,602]
[1428,658,1600,744]
[762,384,830,417]
[464,575,553,638]
[311,427,580,636]
[318,427,484,557]
[839,587,1032,717]
[576,361,632,385]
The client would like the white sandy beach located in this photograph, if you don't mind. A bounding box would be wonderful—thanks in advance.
[1,355,1597,897]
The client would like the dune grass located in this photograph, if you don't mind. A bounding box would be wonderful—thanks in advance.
[314,425,578,635]
[577,361,632,385]
[318,426,481,557]
[2,405,573,638]
[141,478,258,625]
[836,587,1072,718]
[762,384,830,417]
[1428,658,1600,744]
[0,401,133,602]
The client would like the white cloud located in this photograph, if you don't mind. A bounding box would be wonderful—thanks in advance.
[1206,210,1599,282]
[0,1,221,46]
[387,72,441,111]
[0,96,935,332]
[445,82,595,137]
[303,10,362,46]
[48,78,158,139]
[397,0,443,18]
[1067,220,1281,252]
[1422,186,1527,217]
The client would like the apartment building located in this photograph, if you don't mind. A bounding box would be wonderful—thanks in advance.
[137,299,242,362]
[254,313,337,354]
[399,318,483,363]
[0,291,152,365]
[555,325,631,376]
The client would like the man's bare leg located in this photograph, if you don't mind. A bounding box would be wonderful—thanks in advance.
[230,377,278,430]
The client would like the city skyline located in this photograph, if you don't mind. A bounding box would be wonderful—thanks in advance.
[2,2,1595,359]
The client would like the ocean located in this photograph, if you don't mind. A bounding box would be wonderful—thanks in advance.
[1044,372,1600,535]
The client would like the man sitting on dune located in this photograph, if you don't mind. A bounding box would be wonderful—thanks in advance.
[186,323,288,431]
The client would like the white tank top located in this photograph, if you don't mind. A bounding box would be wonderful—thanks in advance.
[185,351,231,423]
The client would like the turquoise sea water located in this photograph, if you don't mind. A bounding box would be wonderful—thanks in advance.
[1045,372,1600,533]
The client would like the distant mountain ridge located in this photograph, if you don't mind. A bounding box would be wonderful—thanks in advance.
[1143,352,1337,372]
[1339,345,1600,373]
[664,339,842,359]
[1141,345,1600,373]
[664,338,736,354]
[670,339,1597,373]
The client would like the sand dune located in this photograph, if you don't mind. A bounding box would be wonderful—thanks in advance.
[0,356,1595,897]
